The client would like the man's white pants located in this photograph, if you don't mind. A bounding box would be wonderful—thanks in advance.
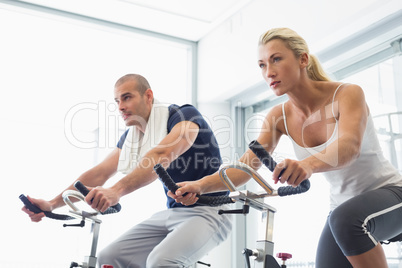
[97,205,232,268]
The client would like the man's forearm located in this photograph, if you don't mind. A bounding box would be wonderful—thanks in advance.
[111,149,173,197]
[49,166,114,210]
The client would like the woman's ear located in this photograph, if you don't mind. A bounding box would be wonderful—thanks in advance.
[300,52,309,68]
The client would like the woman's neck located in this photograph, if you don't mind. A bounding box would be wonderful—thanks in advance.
[286,80,334,117]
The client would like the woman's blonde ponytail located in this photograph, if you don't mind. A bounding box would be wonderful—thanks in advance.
[307,54,332,81]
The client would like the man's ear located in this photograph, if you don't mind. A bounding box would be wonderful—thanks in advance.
[145,88,154,103]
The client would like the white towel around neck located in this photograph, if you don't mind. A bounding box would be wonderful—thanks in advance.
[117,99,170,174]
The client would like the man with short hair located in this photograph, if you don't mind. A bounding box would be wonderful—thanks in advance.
[23,73,232,267]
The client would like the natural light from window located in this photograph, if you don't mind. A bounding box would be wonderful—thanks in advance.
[0,5,192,267]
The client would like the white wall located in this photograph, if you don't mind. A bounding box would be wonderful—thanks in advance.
[197,0,401,104]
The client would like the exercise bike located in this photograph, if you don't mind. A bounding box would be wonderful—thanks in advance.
[20,181,121,268]
[154,140,310,268]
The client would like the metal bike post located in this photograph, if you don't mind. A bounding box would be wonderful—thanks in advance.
[226,191,280,268]
[255,207,280,268]
[83,219,102,268]
[219,163,282,268]
[61,184,121,268]
[67,210,102,268]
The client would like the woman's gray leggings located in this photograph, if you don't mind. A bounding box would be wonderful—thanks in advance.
[315,185,402,268]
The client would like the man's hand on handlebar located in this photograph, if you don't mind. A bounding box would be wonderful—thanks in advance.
[85,186,120,213]
[167,181,201,206]
[21,196,51,222]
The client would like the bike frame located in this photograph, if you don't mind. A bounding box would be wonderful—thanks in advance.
[62,190,103,268]
[219,162,283,268]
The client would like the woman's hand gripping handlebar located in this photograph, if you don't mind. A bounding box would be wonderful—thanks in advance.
[20,181,121,221]
[217,140,310,215]
[248,140,310,196]
[153,164,235,206]
[218,140,310,198]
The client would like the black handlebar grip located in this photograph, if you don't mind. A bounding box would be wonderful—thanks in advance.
[249,140,277,172]
[102,203,121,214]
[249,140,311,196]
[19,194,74,220]
[19,194,42,214]
[197,195,234,206]
[153,164,180,194]
[153,164,234,206]
[73,181,121,214]
[74,181,90,196]
[277,180,310,196]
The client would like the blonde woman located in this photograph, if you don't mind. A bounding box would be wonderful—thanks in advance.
[170,28,402,268]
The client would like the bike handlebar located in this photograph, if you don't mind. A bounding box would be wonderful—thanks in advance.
[19,194,75,221]
[20,181,121,221]
[248,140,310,196]
[153,164,235,206]
[153,140,310,208]
[73,181,121,215]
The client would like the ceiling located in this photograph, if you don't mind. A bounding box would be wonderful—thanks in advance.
[7,0,254,41]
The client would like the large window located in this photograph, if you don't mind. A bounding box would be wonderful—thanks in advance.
[344,59,402,172]
[0,3,194,267]
[342,58,402,267]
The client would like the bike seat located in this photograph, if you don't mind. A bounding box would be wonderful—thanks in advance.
[381,232,402,244]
